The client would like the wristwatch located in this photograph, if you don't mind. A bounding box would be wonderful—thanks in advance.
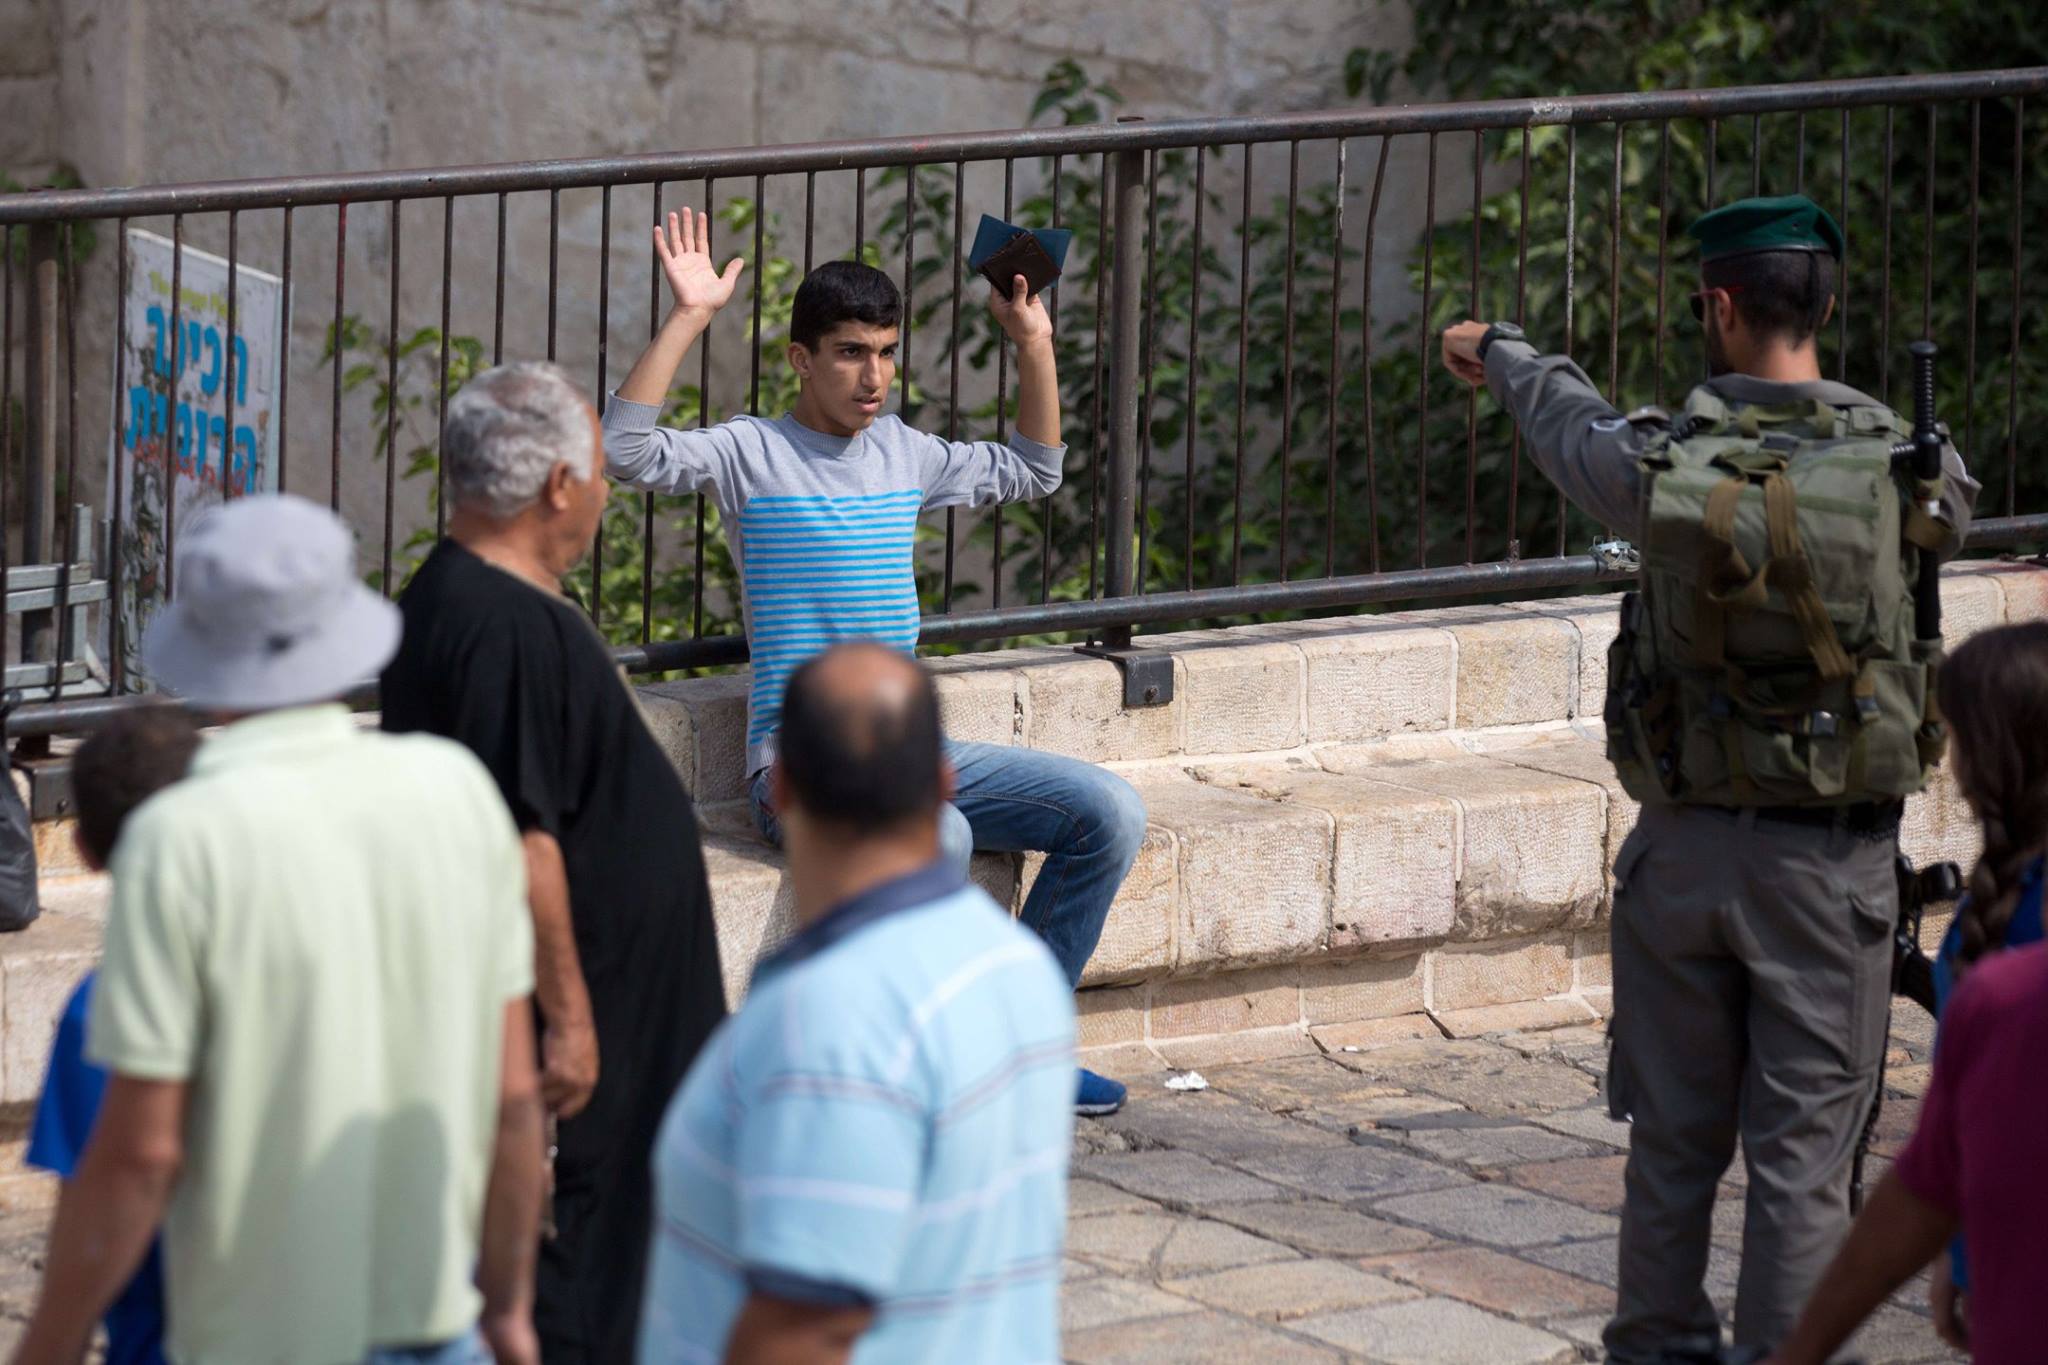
[1476,321,1526,363]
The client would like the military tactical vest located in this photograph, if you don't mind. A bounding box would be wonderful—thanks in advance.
[1603,386,1947,808]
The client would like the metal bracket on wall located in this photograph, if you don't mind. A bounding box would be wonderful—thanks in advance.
[1072,644,1174,709]
[14,753,73,823]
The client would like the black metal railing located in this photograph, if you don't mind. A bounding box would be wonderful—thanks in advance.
[2,67,2045,738]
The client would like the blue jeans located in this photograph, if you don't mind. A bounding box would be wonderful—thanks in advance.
[363,1329,488,1364]
[749,740,1146,986]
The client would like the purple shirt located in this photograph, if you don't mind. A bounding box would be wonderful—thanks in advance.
[1895,940,2048,1364]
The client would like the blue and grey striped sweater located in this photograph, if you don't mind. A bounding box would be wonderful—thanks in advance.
[601,398,1065,776]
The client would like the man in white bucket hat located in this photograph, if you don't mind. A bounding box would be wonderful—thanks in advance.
[16,494,547,1365]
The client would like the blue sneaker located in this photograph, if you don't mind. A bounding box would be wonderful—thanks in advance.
[1075,1068,1127,1117]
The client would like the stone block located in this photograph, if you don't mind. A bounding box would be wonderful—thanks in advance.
[1237,1143,1472,1205]
[1154,1026,1319,1071]
[1313,1015,1445,1053]
[1134,779,1332,972]
[1166,638,1305,755]
[970,0,1223,78]
[1433,998,1599,1039]
[1428,935,1573,1013]
[1387,1122,1595,1171]
[1077,1150,1290,1206]
[1437,605,1578,729]
[1573,930,1612,991]
[1526,594,1625,720]
[1368,1245,1612,1321]
[1505,1154,1630,1214]
[1481,733,1637,879]
[1076,985,1149,1049]
[700,835,795,1008]
[637,673,752,803]
[1294,1296,1574,1363]
[1032,822,1177,988]
[1060,1277,1196,1335]
[1209,1200,1437,1258]
[1065,1210,1298,1278]
[1150,965,1300,1039]
[1074,1042,1166,1082]
[933,666,1019,746]
[1,913,103,1103]
[0,77,56,167]
[1374,1183,1621,1249]
[1067,1177,1158,1219]
[1249,619,1456,742]
[36,874,107,921]
[1300,955,1427,1026]
[1976,560,2048,624]
[1018,655,1182,763]
[1320,751,1607,941]
[1901,756,1981,871]
[32,817,87,882]
[0,3,54,79]
[1066,1310,1342,1365]
[968,850,1019,910]
[1940,568,2005,651]
[1208,767,1456,952]
[1164,1260,1416,1321]
[1097,1090,1352,1162]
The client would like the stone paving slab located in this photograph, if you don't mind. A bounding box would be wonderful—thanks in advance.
[1374,1183,1622,1250]
[1060,1013,1961,1363]
[1163,1260,1416,1321]
[0,1014,1962,1364]
[1292,1296,1576,1364]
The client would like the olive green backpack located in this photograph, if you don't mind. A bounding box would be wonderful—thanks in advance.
[1604,387,1946,807]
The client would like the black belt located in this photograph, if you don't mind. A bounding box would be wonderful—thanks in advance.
[1726,801,1904,836]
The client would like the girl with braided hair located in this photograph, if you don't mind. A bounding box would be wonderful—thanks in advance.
[1768,621,2048,1365]
[1935,621,2048,984]
[1918,621,2048,1351]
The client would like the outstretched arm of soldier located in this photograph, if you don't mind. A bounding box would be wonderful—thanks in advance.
[614,208,748,407]
[1438,318,1645,538]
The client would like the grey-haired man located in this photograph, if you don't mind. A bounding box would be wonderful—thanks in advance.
[16,494,545,1365]
[381,362,726,1365]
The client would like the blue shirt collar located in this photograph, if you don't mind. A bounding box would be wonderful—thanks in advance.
[754,860,966,981]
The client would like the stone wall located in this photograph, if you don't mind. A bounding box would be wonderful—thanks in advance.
[5,0,1473,583]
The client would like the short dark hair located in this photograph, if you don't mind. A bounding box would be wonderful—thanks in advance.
[789,261,901,350]
[72,706,202,865]
[777,646,942,834]
[1703,248,1837,343]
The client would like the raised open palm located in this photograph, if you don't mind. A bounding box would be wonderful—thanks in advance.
[656,207,745,315]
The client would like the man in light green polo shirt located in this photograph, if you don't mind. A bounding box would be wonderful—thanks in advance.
[14,495,545,1365]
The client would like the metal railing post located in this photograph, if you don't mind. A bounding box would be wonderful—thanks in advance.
[20,222,61,670]
[1101,120,1146,646]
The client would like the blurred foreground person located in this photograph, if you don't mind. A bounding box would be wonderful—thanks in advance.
[639,644,1074,1364]
[382,361,725,1364]
[1768,623,2048,1365]
[23,706,201,1365]
[15,495,543,1365]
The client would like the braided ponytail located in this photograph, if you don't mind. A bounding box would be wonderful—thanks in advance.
[1938,622,2048,971]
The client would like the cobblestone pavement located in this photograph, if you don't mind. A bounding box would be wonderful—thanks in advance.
[1063,1010,1957,1364]
[0,1014,1956,1364]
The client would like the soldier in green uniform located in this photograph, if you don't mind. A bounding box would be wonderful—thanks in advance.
[1442,195,1979,1361]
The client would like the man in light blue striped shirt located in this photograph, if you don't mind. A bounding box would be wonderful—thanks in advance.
[640,644,1074,1364]
[604,207,1144,1116]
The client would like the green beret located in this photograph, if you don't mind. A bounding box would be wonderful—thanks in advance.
[1687,194,1844,264]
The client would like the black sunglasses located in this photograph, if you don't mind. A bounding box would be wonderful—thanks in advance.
[1689,285,1745,323]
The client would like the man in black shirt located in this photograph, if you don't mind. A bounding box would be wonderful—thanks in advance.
[381,361,726,1365]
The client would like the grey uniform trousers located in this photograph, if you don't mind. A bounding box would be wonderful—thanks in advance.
[1602,802,1896,1362]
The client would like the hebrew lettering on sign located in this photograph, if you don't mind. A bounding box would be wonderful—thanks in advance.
[107,228,289,689]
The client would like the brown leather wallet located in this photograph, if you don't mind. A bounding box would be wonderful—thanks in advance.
[978,229,1062,297]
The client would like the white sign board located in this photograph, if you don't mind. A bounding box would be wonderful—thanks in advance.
[107,228,288,685]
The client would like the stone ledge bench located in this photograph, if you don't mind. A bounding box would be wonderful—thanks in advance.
[6,559,2034,1113]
